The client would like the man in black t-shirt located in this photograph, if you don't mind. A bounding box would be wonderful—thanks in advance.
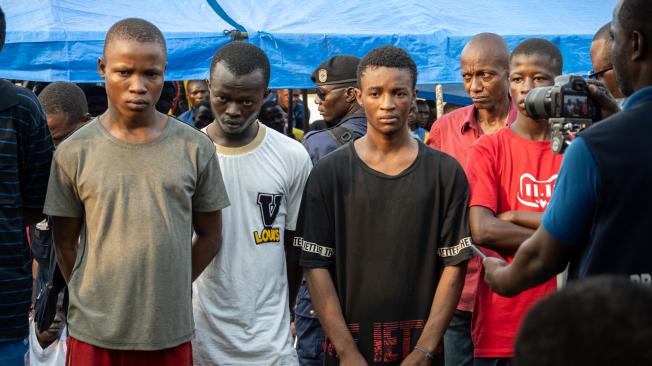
[296,46,472,366]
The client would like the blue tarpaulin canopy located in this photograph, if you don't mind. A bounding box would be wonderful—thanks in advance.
[0,0,616,92]
[0,0,233,81]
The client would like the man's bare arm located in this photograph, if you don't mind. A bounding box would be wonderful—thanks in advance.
[51,216,82,282]
[483,226,571,297]
[470,206,535,253]
[191,210,222,281]
[498,211,543,230]
[305,267,368,366]
[401,264,466,365]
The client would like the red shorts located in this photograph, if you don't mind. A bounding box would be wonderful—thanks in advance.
[66,337,192,366]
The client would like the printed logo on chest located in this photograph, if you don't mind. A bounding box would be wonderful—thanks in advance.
[253,193,283,244]
[517,173,558,209]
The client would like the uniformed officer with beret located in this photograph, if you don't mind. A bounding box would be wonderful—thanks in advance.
[301,55,367,165]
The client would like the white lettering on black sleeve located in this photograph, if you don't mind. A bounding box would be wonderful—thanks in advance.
[294,237,334,258]
[630,273,652,285]
[438,237,472,258]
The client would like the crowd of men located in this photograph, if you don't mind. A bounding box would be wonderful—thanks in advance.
[1,0,651,365]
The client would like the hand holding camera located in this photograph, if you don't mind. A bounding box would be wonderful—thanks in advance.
[586,79,621,119]
[525,75,620,154]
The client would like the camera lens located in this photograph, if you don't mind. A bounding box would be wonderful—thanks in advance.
[525,87,553,119]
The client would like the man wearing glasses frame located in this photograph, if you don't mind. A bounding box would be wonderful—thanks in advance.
[590,22,626,103]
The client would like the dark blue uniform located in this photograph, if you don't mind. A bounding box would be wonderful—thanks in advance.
[176,108,196,126]
[302,110,367,165]
[296,109,366,365]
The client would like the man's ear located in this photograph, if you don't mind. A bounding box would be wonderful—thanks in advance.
[345,87,357,103]
[81,113,92,123]
[264,88,271,99]
[98,57,106,78]
[354,87,363,106]
[631,30,645,61]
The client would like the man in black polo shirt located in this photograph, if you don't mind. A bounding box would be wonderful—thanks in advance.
[0,6,55,365]
[297,45,472,365]
[484,0,652,295]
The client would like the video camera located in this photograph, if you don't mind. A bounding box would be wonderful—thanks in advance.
[525,75,601,154]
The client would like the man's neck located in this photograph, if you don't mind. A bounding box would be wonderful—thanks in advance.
[366,127,413,152]
[331,104,362,126]
[633,71,652,95]
[476,101,510,134]
[207,120,260,149]
[346,103,361,116]
[510,113,550,141]
[100,107,167,144]
[354,127,418,176]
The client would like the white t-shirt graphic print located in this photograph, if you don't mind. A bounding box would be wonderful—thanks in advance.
[516,173,558,209]
[193,124,311,365]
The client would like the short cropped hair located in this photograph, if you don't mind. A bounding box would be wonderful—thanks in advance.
[38,82,89,120]
[618,0,652,36]
[0,6,5,52]
[357,45,418,88]
[187,79,208,90]
[515,276,652,366]
[210,41,271,88]
[511,38,563,75]
[592,23,612,64]
[104,18,166,56]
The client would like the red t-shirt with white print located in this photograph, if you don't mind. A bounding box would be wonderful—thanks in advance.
[467,126,562,358]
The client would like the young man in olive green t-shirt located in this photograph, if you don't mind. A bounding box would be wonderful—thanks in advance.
[43,18,229,365]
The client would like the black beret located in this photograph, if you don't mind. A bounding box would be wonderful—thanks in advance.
[311,55,360,85]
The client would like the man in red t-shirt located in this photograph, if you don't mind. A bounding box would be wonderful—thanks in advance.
[426,33,516,366]
[466,38,565,366]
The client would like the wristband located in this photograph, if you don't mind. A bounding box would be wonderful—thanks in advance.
[414,345,434,360]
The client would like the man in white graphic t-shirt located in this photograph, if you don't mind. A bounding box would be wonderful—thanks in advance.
[193,42,311,365]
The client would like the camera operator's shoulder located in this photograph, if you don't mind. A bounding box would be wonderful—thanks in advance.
[583,106,645,137]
